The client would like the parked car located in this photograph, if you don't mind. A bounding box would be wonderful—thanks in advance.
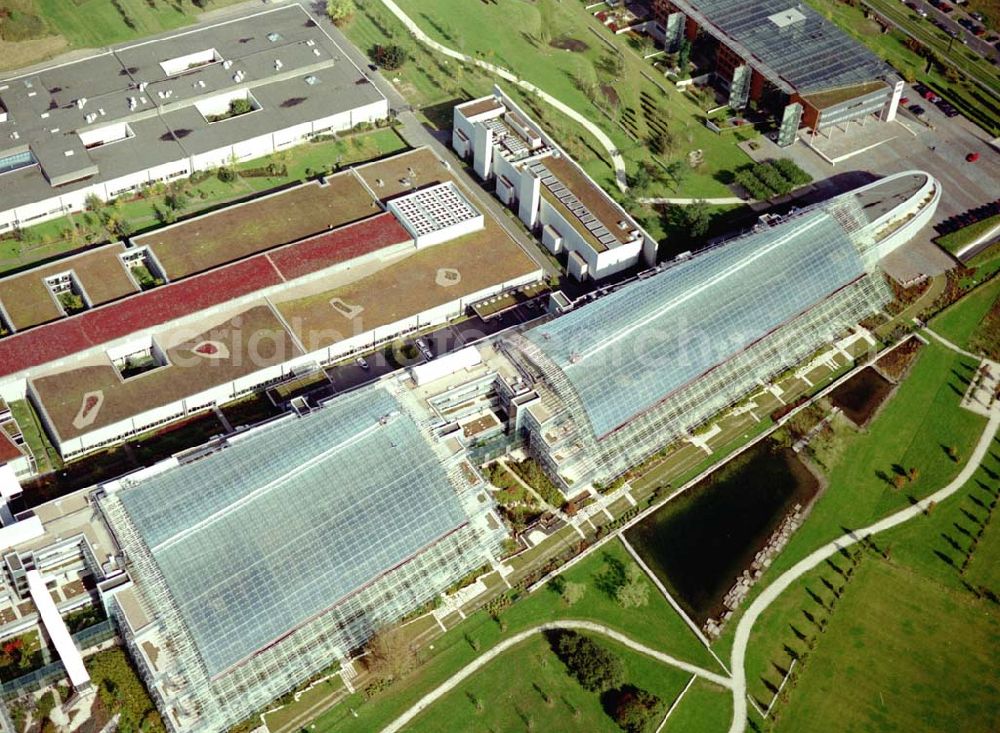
[355,356,370,370]
[900,96,910,104]
[415,338,433,359]
[966,152,980,162]
[909,103,927,115]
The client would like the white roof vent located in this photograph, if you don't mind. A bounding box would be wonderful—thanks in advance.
[223,59,233,70]
[275,59,283,70]
[76,97,87,109]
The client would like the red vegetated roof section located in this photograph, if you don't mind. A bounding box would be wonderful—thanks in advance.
[267,212,412,281]
[0,431,24,463]
[0,257,283,380]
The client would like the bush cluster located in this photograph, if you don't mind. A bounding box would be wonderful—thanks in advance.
[734,159,811,199]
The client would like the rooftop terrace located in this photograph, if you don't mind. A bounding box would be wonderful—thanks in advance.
[135,173,379,279]
[529,154,637,253]
[0,243,138,330]
[274,216,538,351]
[31,303,300,442]
[354,147,453,202]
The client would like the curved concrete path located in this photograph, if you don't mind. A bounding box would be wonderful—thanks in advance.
[380,620,731,733]
[376,0,629,192]
[726,409,1000,733]
[638,196,748,205]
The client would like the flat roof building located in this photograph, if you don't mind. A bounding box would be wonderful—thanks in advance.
[0,4,388,231]
[0,148,542,461]
[652,0,902,144]
[100,382,506,732]
[453,88,656,281]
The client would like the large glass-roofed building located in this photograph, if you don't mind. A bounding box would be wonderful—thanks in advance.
[507,195,892,488]
[100,383,505,732]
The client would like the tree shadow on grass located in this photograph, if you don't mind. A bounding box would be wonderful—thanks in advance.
[594,553,626,599]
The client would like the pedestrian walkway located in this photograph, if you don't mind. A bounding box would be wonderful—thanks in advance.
[380,619,732,733]
[374,0,628,192]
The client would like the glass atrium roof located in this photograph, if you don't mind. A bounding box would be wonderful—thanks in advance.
[668,0,889,93]
[524,210,867,438]
[116,385,468,676]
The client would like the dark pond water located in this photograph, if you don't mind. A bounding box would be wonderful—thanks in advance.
[625,442,819,624]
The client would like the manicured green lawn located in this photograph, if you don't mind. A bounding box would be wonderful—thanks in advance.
[929,276,1000,350]
[35,0,196,48]
[264,676,345,733]
[402,634,693,733]
[308,538,716,733]
[772,559,1000,733]
[661,678,732,733]
[712,339,988,662]
[353,0,753,200]
[761,342,984,574]
[936,214,1000,257]
[7,399,60,473]
[736,428,1000,724]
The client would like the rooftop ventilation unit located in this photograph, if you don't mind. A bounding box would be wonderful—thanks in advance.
[275,59,283,71]
[76,98,87,109]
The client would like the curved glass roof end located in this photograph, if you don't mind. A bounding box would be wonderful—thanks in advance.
[524,210,867,438]
[115,385,469,676]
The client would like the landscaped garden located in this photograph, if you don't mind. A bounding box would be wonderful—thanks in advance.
[343,0,758,240]
[401,633,692,733]
[0,630,45,683]
[306,538,718,733]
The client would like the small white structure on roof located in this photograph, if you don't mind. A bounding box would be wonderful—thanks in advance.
[410,346,482,386]
[0,514,44,550]
[387,182,485,248]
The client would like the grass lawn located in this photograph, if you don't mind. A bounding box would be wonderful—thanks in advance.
[0,1,246,71]
[7,399,60,473]
[929,275,1000,350]
[0,128,407,277]
[350,0,753,201]
[402,634,694,733]
[264,676,345,733]
[661,678,732,733]
[733,422,1000,727]
[936,213,1000,257]
[772,559,1000,733]
[712,339,987,662]
[965,472,1000,592]
[307,538,716,733]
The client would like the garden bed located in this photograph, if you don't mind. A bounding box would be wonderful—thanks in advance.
[828,367,895,428]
